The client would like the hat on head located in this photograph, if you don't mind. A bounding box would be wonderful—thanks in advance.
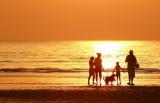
[96,53,101,56]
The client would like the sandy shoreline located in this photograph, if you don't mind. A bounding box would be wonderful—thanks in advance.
[0,72,160,90]
[0,86,160,103]
[0,71,160,102]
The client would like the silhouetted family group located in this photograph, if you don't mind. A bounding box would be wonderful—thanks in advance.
[88,50,139,86]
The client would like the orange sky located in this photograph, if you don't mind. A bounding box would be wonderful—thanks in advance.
[0,0,160,41]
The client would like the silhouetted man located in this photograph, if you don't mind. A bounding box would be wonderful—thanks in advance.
[125,50,137,85]
[94,53,103,86]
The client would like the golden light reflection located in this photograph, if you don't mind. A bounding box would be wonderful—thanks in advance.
[102,58,116,69]
[94,42,125,55]
[94,42,127,69]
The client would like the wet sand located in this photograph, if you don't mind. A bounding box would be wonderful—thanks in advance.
[0,86,160,103]
[0,72,160,103]
[0,72,160,90]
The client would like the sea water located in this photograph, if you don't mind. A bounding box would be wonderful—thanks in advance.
[0,41,159,87]
[0,41,160,70]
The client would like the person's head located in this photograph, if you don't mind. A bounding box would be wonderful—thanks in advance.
[90,56,94,61]
[129,50,133,55]
[116,62,119,66]
[96,53,101,57]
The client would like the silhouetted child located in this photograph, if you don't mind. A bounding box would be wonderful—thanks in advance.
[113,62,124,85]
[88,56,95,85]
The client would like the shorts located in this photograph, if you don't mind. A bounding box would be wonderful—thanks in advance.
[95,67,102,72]
[89,69,95,76]
[116,72,120,77]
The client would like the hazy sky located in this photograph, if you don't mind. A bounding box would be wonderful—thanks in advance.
[0,0,160,41]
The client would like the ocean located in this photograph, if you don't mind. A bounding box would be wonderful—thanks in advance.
[0,41,160,70]
[0,41,160,87]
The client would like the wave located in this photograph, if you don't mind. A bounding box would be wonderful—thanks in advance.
[69,57,88,60]
[0,61,12,62]
[0,68,160,74]
[0,68,86,73]
[0,60,68,63]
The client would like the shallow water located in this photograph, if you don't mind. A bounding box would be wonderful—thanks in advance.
[0,72,159,89]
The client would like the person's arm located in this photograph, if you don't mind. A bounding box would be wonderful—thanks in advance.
[101,66,105,72]
[100,59,104,71]
[93,58,97,66]
[112,66,116,73]
[125,55,128,63]
[133,55,138,68]
[120,66,125,73]
[134,55,137,63]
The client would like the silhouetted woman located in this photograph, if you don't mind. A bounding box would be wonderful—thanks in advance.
[88,56,95,85]
[125,50,137,85]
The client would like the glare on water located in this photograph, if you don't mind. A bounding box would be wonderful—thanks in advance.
[0,41,160,69]
[0,41,160,87]
[94,42,127,68]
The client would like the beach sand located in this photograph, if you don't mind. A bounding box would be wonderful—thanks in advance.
[0,86,160,103]
[0,72,160,89]
[0,72,160,103]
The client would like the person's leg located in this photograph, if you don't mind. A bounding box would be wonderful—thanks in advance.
[92,72,95,84]
[128,73,131,85]
[119,75,121,84]
[99,71,102,86]
[129,76,131,84]
[131,77,134,85]
[95,72,98,85]
[131,77,133,84]
[88,74,91,85]
[116,75,118,84]
[132,70,135,85]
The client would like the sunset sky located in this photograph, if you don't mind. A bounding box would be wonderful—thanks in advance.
[0,0,160,41]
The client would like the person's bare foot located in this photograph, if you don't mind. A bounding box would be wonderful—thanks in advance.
[127,82,130,85]
[95,82,98,86]
[93,82,96,84]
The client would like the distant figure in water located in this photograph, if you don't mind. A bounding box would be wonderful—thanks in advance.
[88,56,95,85]
[94,53,103,86]
[125,50,138,85]
[113,62,124,85]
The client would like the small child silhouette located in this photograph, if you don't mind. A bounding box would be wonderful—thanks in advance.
[113,62,124,85]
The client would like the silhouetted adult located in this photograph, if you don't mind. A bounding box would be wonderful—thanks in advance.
[125,50,137,85]
[94,53,103,86]
[88,56,95,85]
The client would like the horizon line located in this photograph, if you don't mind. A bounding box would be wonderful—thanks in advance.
[0,39,159,42]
